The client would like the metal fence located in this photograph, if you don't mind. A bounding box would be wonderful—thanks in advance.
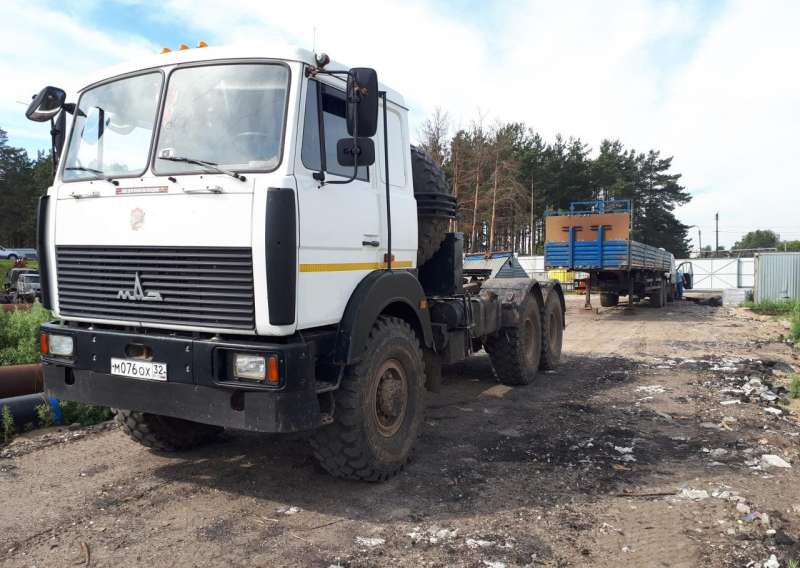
[754,253,800,302]
[674,257,754,291]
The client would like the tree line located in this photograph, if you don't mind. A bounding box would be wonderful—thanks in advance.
[0,128,52,247]
[416,110,693,257]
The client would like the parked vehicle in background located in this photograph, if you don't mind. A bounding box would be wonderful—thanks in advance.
[545,199,676,308]
[26,44,565,481]
[0,245,38,260]
[4,267,36,292]
[13,272,41,303]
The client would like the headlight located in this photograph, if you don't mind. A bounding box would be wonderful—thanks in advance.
[233,353,280,384]
[234,354,266,381]
[45,333,74,357]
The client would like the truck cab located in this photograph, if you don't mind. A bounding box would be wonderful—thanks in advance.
[27,44,564,480]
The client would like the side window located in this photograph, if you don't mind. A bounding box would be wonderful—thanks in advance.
[301,80,368,181]
[382,109,407,188]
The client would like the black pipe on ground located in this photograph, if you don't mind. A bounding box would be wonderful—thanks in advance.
[0,364,43,398]
[0,393,50,429]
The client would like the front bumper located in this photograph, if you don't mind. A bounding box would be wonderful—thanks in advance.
[41,322,321,433]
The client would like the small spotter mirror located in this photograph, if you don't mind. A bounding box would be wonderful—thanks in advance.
[346,68,379,138]
[337,137,375,167]
[25,86,66,122]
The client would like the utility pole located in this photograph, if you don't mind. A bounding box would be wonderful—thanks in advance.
[715,212,719,256]
[698,228,702,256]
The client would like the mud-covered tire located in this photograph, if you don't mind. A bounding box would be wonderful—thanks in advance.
[309,316,426,481]
[484,295,543,385]
[114,410,222,452]
[540,293,563,370]
[600,292,619,307]
[411,146,451,266]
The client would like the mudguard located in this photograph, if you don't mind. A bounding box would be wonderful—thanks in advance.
[481,277,565,328]
[334,270,434,364]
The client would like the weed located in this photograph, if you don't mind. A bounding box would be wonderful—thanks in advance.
[35,402,55,427]
[788,560,799,568]
[790,375,800,399]
[2,405,15,444]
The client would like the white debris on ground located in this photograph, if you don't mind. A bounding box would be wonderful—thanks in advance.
[760,454,792,469]
[277,505,301,515]
[354,536,385,548]
[407,526,459,545]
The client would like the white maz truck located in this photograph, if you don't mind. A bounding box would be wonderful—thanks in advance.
[26,44,565,480]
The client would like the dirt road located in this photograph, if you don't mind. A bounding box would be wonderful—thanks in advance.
[2,296,799,567]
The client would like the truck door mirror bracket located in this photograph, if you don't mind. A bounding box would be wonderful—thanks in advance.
[337,138,375,167]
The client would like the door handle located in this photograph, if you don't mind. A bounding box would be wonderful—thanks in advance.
[362,240,380,247]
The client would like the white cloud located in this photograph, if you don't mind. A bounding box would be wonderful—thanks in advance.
[4,0,798,248]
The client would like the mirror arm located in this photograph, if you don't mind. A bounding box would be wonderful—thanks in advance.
[380,91,392,270]
[49,117,58,170]
[312,78,327,184]
[322,69,361,186]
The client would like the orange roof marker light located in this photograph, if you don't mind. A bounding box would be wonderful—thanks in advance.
[178,43,190,50]
[198,40,208,48]
[160,47,171,54]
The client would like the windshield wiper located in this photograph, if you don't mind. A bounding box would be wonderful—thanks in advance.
[64,166,119,186]
[158,156,247,182]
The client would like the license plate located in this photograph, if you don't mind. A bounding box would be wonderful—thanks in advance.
[110,358,167,381]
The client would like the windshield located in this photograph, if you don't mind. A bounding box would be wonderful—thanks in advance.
[63,72,163,181]
[155,63,289,174]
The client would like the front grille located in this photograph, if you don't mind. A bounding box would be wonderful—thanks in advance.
[56,246,256,330]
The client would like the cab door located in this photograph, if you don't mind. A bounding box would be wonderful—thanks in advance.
[294,78,383,329]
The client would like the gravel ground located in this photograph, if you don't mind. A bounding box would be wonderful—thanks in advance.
[1,295,799,568]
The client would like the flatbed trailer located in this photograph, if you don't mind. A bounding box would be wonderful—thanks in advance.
[544,200,675,307]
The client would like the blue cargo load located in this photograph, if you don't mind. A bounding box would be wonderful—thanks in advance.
[543,200,672,272]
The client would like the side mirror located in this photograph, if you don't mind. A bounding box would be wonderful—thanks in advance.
[337,137,375,167]
[346,68,378,138]
[25,86,66,122]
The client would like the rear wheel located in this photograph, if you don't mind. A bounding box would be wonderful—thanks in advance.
[310,316,426,481]
[485,296,543,385]
[650,279,666,308]
[115,410,222,451]
[540,293,564,370]
[600,292,619,307]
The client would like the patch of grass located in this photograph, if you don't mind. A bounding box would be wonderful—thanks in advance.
[0,303,52,365]
[788,560,799,568]
[2,405,15,444]
[743,298,799,316]
[35,400,113,427]
[790,375,800,399]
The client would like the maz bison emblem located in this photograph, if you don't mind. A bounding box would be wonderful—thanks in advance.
[130,208,145,231]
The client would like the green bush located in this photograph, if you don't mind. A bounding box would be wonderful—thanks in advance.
[0,303,52,365]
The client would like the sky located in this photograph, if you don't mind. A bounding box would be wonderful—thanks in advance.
[2,0,799,250]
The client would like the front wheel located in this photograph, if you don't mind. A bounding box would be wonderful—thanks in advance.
[115,410,223,451]
[310,316,426,481]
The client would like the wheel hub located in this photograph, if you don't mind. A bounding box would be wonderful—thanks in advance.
[372,359,408,437]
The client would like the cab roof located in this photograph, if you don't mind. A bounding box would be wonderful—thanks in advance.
[80,44,405,108]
